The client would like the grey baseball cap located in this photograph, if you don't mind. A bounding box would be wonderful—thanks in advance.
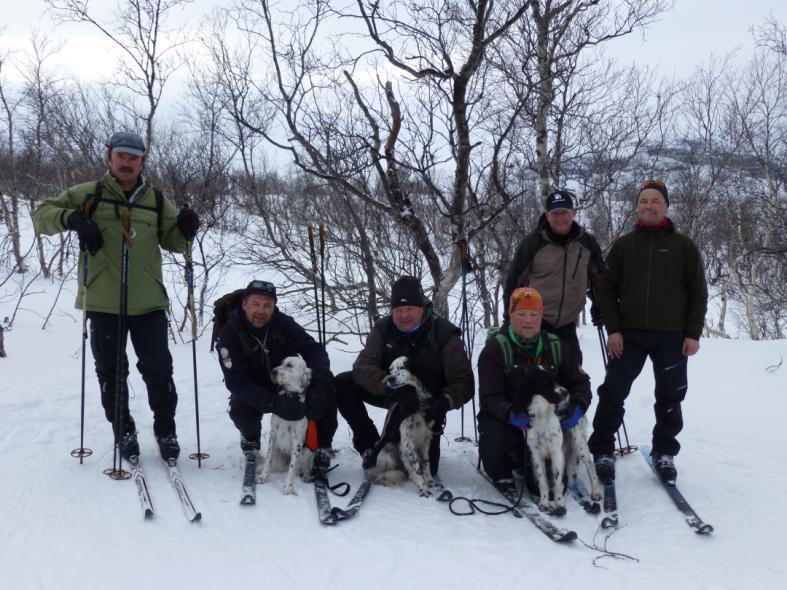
[107,131,146,156]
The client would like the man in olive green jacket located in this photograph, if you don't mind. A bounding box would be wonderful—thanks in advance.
[34,131,200,462]
[589,179,707,484]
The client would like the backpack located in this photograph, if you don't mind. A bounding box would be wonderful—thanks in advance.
[84,181,164,225]
[210,288,247,352]
[486,326,562,374]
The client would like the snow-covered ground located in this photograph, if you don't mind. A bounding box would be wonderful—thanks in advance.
[1,276,786,590]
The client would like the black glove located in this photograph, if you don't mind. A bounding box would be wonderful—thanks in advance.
[590,299,604,327]
[392,384,420,416]
[176,206,200,240]
[423,395,449,423]
[272,394,305,421]
[67,208,104,255]
[304,384,326,421]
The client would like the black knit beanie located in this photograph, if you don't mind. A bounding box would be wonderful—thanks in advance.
[390,276,424,308]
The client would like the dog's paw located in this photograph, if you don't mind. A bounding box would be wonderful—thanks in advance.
[256,473,270,484]
[418,487,432,498]
[283,484,297,495]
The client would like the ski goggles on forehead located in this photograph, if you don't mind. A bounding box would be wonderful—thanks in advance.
[249,280,275,292]
[641,179,666,190]
[245,280,277,299]
[639,178,669,203]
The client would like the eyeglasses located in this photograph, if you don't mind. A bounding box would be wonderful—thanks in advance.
[641,179,666,190]
[248,280,276,295]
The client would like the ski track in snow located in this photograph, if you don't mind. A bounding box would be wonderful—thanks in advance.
[2,289,787,588]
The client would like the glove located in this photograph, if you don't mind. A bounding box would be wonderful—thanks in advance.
[392,384,420,416]
[67,208,104,255]
[590,299,603,327]
[304,384,326,421]
[423,395,449,423]
[559,403,584,431]
[509,410,530,431]
[176,206,200,240]
[272,394,305,421]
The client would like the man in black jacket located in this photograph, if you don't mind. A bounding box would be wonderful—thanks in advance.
[326,276,474,473]
[589,180,708,483]
[216,280,332,465]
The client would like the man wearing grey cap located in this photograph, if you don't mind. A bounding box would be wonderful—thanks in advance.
[503,189,605,365]
[33,131,200,463]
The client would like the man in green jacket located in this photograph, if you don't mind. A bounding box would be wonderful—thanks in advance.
[33,131,200,462]
[589,179,708,483]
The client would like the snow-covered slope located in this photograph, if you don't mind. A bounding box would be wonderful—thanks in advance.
[2,285,785,590]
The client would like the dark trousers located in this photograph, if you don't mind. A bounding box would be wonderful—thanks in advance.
[477,413,537,493]
[542,320,582,365]
[88,310,177,437]
[589,330,688,457]
[332,371,442,473]
[228,397,263,448]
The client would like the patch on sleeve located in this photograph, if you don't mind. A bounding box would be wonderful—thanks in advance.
[220,347,232,369]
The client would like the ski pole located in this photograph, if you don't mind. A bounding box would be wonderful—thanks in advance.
[105,209,133,480]
[185,238,209,467]
[71,246,93,463]
[307,224,323,346]
[319,223,328,345]
[597,326,637,456]
[455,239,477,444]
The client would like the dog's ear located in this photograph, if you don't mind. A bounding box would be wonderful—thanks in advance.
[524,367,562,404]
[301,366,312,390]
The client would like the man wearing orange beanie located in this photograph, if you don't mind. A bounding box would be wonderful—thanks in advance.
[476,287,591,489]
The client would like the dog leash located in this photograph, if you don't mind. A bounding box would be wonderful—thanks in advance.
[314,464,351,497]
[444,481,527,516]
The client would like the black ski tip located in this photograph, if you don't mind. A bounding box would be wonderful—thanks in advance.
[331,507,350,521]
[240,496,256,506]
[557,530,578,543]
[144,509,154,519]
[695,523,714,535]
[191,512,203,522]
[600,515,618,529]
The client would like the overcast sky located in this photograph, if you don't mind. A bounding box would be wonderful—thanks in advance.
[1,1,785,87]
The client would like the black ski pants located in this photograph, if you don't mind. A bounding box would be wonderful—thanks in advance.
[589,330,688,457]
[331,371,442,473]
[477,412,538,494]
[88,310,177,437]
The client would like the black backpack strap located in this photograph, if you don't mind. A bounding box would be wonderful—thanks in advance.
[85,181,103,217]
[85,180,164,227]
[152,187,164,227]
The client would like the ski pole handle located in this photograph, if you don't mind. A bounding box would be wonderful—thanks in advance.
[307,223,318,272]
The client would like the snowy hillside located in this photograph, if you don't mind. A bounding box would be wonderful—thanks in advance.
[1,277,785,590]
